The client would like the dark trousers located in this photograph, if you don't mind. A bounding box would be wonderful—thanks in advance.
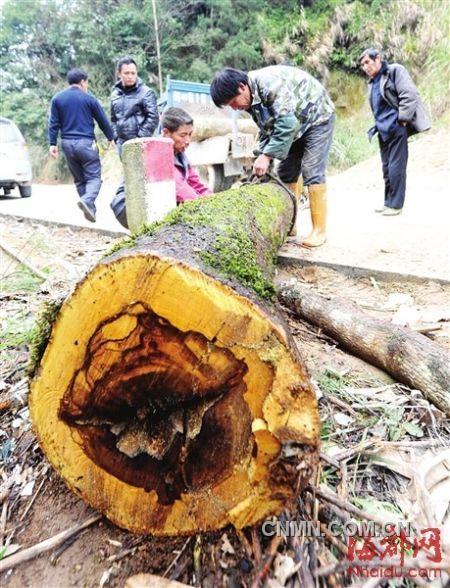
[378,125,408,209]
[277,115,335,185]
[110,181,128,228]
[61,138,102,211]
[110,140,128,228]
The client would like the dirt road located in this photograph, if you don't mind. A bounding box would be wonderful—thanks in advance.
[1,129,448,282]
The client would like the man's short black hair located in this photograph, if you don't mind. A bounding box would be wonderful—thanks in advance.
[117,56,137,72]
[359,48,381,63]
[67,68,88,85]
[210,68,249,107]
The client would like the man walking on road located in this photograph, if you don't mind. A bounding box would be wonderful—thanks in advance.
[210,65,335,247]
[109,57,159,225]
[48,68,115,222]
[360,48,430,216]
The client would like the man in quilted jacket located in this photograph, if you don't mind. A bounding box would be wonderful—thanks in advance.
[211,65,335,247]
[110,57,159,156]
[110,57,159,225]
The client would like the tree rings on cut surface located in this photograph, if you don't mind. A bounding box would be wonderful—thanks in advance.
[30,251,319,535]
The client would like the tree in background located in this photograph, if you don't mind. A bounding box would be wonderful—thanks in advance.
[0,0,274,147]
[1,0,448,174]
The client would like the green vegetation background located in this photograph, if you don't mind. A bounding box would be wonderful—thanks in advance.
[1,0,448,178]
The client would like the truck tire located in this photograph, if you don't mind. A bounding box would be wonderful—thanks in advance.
[198,165,236,193]
[19,184,32,198]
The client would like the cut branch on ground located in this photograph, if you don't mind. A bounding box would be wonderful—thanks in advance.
[278,281,450,416]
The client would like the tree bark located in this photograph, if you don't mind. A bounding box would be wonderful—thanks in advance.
[278,281,450,416]
[29,184,319,536]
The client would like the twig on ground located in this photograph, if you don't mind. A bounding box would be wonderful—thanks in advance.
[313,486,386,525]
[49,531,85,565]
[0,487,11,506]
[375,439,448,448]
[319,523,347,556]
[288,534,315,588]
[235,528,253,561]
[0,500,8,549]
[325,394,359,417]
[107,545,138,563]
[163,538,191,578]
[0,514,102,572]
[415,324,442,335]
[251,527,262,565]
[338,461,348,501]
[332,440,377,462]
[0,240,47,281]
[250,533,284,588]
[0,522,25,538]
[320,452,340,469]
[193,534,202,586]
[19,475,47,522]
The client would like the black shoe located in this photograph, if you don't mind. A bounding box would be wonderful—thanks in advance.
[77,200,96,222]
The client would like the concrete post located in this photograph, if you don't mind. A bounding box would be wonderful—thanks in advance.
[122,137,176,231]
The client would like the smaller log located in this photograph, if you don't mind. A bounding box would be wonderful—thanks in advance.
[191,116,257,142]
[278,281,450,416]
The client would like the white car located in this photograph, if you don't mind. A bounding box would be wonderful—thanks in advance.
[0,117,33,197]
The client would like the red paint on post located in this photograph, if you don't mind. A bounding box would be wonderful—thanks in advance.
[143,138,175,182]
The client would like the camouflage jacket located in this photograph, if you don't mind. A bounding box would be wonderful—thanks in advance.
[247,65,335,160]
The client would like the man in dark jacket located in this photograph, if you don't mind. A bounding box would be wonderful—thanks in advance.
[110,57,159,155]
[110,57,159,226]
[48,68,115,222]
[360,48,431,216]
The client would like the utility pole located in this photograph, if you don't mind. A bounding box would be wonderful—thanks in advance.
[151,0,163,95]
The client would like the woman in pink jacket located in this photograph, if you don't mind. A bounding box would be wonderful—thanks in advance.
[161,107,212,204]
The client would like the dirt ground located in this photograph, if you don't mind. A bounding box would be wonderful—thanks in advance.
[1,215,449,587]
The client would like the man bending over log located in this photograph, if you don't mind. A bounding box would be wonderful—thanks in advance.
[112,107,212,228]
[210,66,335,247]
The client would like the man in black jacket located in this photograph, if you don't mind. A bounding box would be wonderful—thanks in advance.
[110,57,159,155]
[110,57,159,226]
[360,48,430,216]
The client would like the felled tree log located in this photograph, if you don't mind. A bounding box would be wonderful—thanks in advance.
[191,116,257,142]
[278,281,450,416]
[29,184,320,536]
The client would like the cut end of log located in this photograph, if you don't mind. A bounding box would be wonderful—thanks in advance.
[30,223,319,536]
